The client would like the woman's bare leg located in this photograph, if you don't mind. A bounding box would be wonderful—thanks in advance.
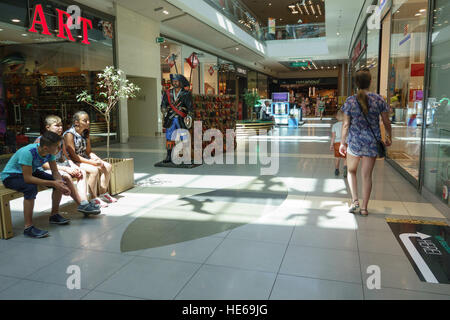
[360,156,377,210]
[346,153,360,202]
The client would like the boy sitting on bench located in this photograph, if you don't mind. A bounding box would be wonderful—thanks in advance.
[1,131,72,238]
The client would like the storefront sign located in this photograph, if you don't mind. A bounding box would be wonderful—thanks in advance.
[236,67,247,75]
[290,61,310,68]
[387,219,450,284]
[28,4,93,44]
[280,77,338,86]
[156,37,165,43]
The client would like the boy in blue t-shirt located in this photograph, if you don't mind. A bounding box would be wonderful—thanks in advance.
[1,131,72,238]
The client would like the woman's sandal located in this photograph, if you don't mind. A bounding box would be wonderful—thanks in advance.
[360,209,369,216]
[348,200,360,214]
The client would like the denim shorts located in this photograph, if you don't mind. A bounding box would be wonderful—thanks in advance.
[2,170,55,200]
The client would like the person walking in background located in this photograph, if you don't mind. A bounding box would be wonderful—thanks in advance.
[301,97,307,117]
[339,68,392,216]
[318,97,326,120]
[330,110,347,177]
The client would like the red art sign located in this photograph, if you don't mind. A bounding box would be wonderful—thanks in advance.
[28,4,93,45]
[208,65,214,76]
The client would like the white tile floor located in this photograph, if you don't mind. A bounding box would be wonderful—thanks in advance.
[0,121,449,300]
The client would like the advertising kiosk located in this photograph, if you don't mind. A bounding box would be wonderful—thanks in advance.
[271,92,290,125]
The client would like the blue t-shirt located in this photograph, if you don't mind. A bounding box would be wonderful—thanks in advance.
[1,143,56,181]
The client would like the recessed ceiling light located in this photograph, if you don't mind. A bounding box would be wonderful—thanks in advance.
[11,19,20,23]
[268,3,272,6]
[235,47,239,50]
[420,9,426,12]
[415,13,421,16]
[21,33,27,36]
[163,10,169,15]
[0,29,3,31]
[336,32,340,36]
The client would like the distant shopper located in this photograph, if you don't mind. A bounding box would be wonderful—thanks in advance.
[330,110,347,177]
[35,115,100,217]
[0,131,72,238]
[340,68,392,216]
[318,97,326,120]
[64,111,116,208]
[261,101,274,121]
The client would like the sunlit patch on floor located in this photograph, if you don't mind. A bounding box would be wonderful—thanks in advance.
[120,176,288,252]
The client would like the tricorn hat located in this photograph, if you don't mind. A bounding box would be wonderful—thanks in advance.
[170,74,190,87]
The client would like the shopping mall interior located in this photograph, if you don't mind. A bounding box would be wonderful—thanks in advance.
[0,0,449,302]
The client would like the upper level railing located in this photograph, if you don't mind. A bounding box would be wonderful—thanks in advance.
[204,0,265,42]
[261,23,326,41]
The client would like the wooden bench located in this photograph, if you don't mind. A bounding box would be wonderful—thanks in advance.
[0,183,49,239]
[0,177,78,240]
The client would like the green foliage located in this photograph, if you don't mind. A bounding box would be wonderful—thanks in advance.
[243,90,261,109]
[76,66,140,158]
[76,66,140,117]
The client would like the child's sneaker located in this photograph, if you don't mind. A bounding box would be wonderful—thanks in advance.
[78,202,101,217]
[24,226,49,238]
[334,169,340,176]
[49,213,70,225]
[99,193,118,203]
[93,197,109,208]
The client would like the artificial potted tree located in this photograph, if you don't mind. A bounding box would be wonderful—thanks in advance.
[77,66,140,195]
[243,90,261,121]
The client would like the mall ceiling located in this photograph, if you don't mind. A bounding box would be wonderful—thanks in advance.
[241,0,326,26]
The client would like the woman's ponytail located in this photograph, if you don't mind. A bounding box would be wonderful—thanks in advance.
[355,68,371,115]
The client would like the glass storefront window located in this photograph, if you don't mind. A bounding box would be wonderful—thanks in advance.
[387,0,429,180]
[248,70,257,93]
[367,28,380,93]
[0,0,115,155]
[201,53,218,95]
[423,0,450,207]
[257,73,268,99]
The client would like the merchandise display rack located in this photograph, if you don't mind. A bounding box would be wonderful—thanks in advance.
[191,94,238,154]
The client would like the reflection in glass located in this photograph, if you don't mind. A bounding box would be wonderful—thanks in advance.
[423,0,450,207]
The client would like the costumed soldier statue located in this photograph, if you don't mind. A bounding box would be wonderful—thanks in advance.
[161,74,193,163]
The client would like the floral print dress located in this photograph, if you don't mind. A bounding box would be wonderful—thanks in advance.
[341,93,389,157]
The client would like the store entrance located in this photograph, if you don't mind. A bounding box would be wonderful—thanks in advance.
[237,76,248,119]
[279,78,339,118]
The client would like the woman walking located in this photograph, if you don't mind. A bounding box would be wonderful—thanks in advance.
[318,97,326,120]
[339,68,392,216]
